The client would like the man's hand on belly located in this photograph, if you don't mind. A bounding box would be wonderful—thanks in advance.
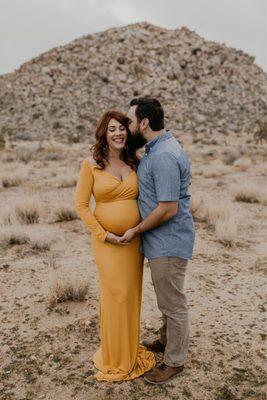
[119,201,178,244]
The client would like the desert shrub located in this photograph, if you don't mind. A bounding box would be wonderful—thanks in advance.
[190,194,205,221]
[14,202,40,224]
[202,198,237,247]
[44,152,62,161]
[48,271,89,307]
[53,206,78,222]
[231,184,267,206]
[0,225,29,247]
[253,120,267,144]
[27,227,57,251]
[222,148,243,165]
[1,172,27,188]
[215,218,237,247]
[57,175,77,188]
[16,144,38,163]
[0,224,58,251]
[234,157,251,171]
[203,165,231,178]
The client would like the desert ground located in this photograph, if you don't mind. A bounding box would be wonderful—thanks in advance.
[0,132,266,400]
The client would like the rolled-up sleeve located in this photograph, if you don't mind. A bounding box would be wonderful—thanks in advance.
[151,152,180,202]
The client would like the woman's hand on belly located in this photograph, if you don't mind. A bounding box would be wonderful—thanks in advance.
[105,232,130,245]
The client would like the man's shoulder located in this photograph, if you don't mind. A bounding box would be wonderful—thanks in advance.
[151,142,182,161]
[148,151,179,175]
[150,142,190,173]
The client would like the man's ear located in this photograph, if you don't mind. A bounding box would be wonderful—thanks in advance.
[140,118,149,130]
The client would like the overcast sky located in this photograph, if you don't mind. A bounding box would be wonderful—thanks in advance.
[0,0,266,75]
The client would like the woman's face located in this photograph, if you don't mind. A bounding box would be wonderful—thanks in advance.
[106,118,127,152]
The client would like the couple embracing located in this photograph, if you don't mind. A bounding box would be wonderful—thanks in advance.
[75,97,195,384]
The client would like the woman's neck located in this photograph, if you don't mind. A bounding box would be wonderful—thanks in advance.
[107,148,123,160]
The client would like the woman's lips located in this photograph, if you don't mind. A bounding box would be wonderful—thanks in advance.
[113,138,125,143]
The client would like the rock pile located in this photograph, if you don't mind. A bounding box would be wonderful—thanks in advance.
[0,22,266,143]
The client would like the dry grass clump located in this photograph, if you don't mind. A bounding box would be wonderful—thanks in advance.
[1,171,27,188]
[14,205,40,225]
[57,174,77,188]
[202,198,238,247]
[0,225,29,247]
[214,218,237,247]
[253,256,267,274]
[14,201,40,224]
[26,226,58,251]
[189,193,238,246]
[253,119,267,144]
[0,224,58,251]
[0,207,16,225]
[203,165,231,178]
[222,148,242,165]
[190,194,205,221]
[203,199,234,225]
[233,157,252,171]
[16,143,41,163]
[0,133,6,149]
[53,206,78,222]
[48,270,89,307]
[231,184,267,206]
[1,154,15,163]
[44,152,62,161]
[0,197,41,226]
[41,142,67,162]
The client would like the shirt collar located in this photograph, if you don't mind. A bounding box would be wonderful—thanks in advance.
[145,129,172,154]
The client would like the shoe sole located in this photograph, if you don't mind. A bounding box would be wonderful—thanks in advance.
[142,369,184,385]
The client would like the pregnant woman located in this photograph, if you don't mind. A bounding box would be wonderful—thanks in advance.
[75,110,155,381]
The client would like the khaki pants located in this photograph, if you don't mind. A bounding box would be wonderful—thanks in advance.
[147,256,189,367]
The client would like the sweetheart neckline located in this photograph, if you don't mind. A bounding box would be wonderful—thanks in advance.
[86,160,135,183]
[102,169,135,183]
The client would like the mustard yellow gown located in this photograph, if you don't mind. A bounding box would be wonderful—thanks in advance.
[75,159,156,381]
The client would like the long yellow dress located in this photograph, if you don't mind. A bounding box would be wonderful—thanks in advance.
[75,158,156,381]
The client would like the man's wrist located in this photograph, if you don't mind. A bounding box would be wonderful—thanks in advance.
[134,224,142,235]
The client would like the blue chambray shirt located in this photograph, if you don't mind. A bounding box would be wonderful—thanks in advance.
[137,129,195,260]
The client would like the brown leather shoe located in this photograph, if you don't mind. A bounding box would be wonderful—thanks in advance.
[142,338,166,353]
[143,363,184,385]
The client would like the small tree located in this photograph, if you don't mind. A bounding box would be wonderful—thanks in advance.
[253,119,267,144]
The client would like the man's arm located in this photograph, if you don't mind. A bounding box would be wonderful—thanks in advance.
[119,202,177,243]
[137,201,178,233]
[120,152,181,243]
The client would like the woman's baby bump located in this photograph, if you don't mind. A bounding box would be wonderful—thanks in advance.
[94,199,141,236]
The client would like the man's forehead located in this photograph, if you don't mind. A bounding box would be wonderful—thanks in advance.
[127,105,136,118]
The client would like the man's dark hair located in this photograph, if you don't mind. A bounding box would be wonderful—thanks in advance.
[130,97,164,131]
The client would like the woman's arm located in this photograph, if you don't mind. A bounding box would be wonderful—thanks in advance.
[75,159,108,242]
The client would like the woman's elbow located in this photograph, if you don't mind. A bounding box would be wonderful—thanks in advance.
[75,202,83,216]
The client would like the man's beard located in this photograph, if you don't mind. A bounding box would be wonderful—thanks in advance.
[129,127,147,150]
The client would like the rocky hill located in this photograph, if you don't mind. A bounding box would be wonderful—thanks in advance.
[0,22,266,143]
